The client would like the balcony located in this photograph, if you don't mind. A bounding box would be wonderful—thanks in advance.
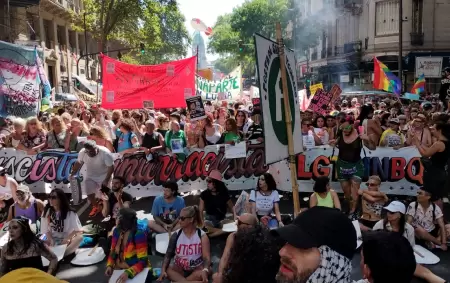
[311,51,318,61]
[335,0,362,8]
[410,32,424,46]
[40,0,77,21]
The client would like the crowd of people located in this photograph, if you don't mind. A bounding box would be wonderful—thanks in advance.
[0,94,448,283]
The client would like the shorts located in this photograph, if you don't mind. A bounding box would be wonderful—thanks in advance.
[429,226,440,238]
[336,159,364,182]
[358,219,377,229]
[204,214,224,229]
[84,178,102,196]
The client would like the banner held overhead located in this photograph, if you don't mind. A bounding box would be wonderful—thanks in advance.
[196,66,242,101]
[254,33,303,165]
[101,54,196,109]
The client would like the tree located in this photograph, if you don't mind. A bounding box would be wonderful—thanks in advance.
[72,0,189,65]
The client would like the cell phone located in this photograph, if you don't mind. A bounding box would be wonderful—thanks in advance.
[100,184,110,194]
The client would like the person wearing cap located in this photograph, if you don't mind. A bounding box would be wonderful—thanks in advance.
[199,170,235,237]
[356,231,416,283]
[6,185,44,224]
[140,119,165,154]
[406,188,447,251]
[106,208,151,282]
[405,113,432,147]
[272,207,356,283]
[1,217,58,276]
[372,201,446,283]
[379,117,404,148]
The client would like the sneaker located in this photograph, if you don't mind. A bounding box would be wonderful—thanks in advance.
[88,205,99,217]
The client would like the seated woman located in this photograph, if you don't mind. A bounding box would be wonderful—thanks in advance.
[40,189,83,257]
[249,173,283,229]
[358,175,388,231]
[7,185,44,224]
[373,201,446,283]
[199,170,236,237]
[309,176,341,210]
[105,208,151,282]
[0,216,58,275]
[158,206,211,283]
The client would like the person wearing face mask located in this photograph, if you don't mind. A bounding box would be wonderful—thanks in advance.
[272,207,356,283]
[105,208,151,283]
[70,140,114,218]
[101,176,133,230]
[7,185,44,224]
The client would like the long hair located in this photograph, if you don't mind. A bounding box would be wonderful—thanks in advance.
[357,104,374,122]
[25,117,44,134]
[435,122,450,141]
[383,211,406,237]
[43,188,75,220]
[6,216,50,256]
[225,118,238,134]
[256,173,277,192]
[223,226,283,283]
[182,205,203,228]
[313,115,326,128]
[211,179,229,196]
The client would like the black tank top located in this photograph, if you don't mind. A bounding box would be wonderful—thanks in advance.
[4,256,44,273]
[430,140,450,168]
[338,136,363,163]
[142,132,160,149]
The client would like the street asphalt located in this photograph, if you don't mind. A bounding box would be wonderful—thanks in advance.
[55,192,450,283]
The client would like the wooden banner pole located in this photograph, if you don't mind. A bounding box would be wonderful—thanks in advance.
[275,23,301,216]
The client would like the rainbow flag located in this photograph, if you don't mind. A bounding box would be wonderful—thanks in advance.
[411,74,425,94]
[373,57,402,96]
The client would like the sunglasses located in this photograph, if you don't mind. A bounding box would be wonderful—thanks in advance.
[179,216,192,221]
[366,182,378,187]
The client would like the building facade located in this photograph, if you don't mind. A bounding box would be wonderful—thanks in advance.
[296,0,450,94]
[0,0,123,99]
[192,31,208,70]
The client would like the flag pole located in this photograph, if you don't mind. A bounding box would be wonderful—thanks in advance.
[275,23,300,217]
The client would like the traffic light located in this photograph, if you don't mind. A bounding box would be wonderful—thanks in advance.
[238,40,244,52]
[139,43,145,54]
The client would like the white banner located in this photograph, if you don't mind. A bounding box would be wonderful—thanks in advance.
[0,145,422,197]
[254,33,303,164]
[415,57,443,78]
[195,66,242,101]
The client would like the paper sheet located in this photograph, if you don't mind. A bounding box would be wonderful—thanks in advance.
[42,244,67,266]
[109,268,150,283]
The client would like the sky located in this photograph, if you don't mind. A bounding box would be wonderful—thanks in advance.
[177,0,246,61]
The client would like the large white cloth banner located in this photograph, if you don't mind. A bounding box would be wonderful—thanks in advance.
[0,146,422,197]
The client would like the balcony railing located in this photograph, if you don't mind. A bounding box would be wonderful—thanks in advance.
[410,32,424,46]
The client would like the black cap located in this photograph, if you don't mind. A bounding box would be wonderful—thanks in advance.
[271,207,356,259]
[251,108,261,116]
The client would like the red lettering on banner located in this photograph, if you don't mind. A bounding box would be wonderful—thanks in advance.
[312,155,331,177]
[405,157,423,184]
[390,157,406,181]
[296,155,312,179]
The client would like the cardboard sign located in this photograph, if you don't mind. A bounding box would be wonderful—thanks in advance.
[329,84,342,104]
[185,96,206,121]
[143,100,154,108]
[309,83,323,96]
[307,89,333,115]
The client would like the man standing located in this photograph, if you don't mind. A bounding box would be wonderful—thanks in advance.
[439,67,450,110]
[149,182,185,233]
[70,140,114,217]
[101,176,133,229]
[272,207,356,283]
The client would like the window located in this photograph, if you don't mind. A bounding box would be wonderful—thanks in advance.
[375,1,399,36]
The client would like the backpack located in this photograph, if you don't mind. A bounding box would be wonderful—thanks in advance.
[175,228,202,242]
[113,132,133,152]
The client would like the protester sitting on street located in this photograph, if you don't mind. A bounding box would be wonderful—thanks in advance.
[7,185,44,224]
[379,117,404,148]
[213,213,258,283]
[149,181,185,234]
[40,189,83,257]
[88,126,115,153]
[355,231,416,283]
[406,188,447,251]
[200,170,236,237]
[105,208,151,282]
[45,116,67,150]
[140,120,165,154]
[373,201,446,283]
[272,206,356,283]
[17,117,47,155]
[101,176,133,231]
[358,175,388,231]
[309,176,341,210]
[217,118,243,145]
[0,217,58,276]
[70,140,114,218]
[250,173,284,228]
[158,206,211,283]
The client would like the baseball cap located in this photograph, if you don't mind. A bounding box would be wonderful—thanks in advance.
[389,117,400,124]
[16,185,30,194]
[272,206,356,259]
[384,201,406,214]
[0,268,69,283]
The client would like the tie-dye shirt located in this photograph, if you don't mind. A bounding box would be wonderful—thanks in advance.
[107,227,151,278]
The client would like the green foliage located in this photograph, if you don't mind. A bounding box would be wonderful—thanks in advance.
[74,0,189,64]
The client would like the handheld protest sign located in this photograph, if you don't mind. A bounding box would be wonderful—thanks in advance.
[155,233,170,254]
[71,245,106,266]
[143,100,154,109]
[222,222,238,232]
[186,96,206,121]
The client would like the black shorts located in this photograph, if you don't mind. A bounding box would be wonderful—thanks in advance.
[359,219,377,229]
[430,226,440,238]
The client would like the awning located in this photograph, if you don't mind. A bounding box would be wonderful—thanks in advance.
[73,75,101,96]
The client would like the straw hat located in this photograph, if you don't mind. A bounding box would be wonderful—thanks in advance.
[208,169,223,182]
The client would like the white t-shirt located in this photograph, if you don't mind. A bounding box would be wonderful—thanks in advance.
[406,202,443,232]
[40,210,82,240]
[249,190,280,216]
[0,177,16,200]
[77,146,114,182]
[372,220,415,246]
[174,229,205,271]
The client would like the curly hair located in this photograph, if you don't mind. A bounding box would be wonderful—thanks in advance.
[256,173,277,191]
[119,118,135,132]
[223,225,283,283]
